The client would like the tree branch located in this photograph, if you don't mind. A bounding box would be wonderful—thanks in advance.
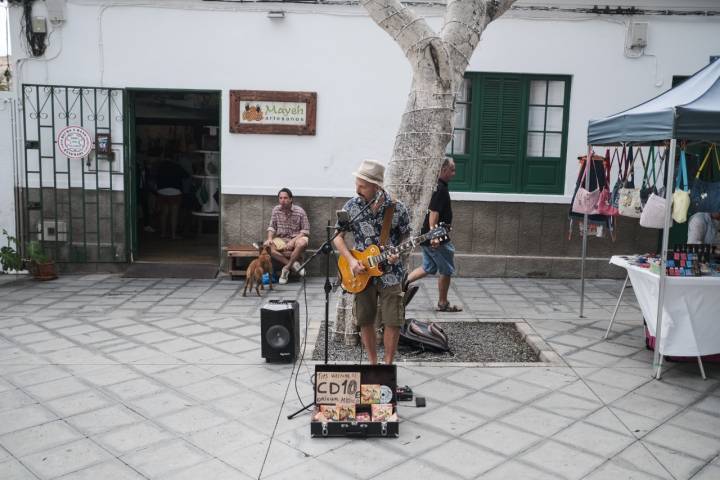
[441,0,517,78]
[360,0,436,60]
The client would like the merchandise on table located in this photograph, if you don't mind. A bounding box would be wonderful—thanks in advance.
[619,245,719,277]
[666,244,715,276]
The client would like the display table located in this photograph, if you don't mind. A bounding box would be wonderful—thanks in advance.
[609,255,720,358]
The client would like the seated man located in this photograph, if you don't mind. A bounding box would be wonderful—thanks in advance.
[264,188,310,284]
[687,212,720,245]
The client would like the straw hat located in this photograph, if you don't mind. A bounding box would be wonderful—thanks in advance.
[353,159,385,188]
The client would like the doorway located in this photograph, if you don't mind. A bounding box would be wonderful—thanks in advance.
[127,89,221,265]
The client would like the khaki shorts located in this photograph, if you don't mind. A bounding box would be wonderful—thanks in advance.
[354,282,405,328]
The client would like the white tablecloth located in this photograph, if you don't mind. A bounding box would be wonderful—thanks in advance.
[610,256,720,357]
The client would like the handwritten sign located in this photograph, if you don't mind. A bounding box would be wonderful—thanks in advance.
[316,371,360,405]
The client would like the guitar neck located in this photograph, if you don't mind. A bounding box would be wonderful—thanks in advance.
[374,232,436,263]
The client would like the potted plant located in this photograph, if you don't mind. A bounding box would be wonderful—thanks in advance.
[1,229,24,274]
[26,240,58,281]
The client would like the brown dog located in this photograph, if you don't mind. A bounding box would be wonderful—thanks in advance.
[243,246,274,297]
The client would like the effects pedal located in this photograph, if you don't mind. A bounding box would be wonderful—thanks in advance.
[395,385,414,401]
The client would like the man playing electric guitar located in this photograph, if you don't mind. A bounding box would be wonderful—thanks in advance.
[332,159,410,365]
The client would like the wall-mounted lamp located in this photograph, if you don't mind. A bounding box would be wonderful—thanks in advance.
[267,10,285,19]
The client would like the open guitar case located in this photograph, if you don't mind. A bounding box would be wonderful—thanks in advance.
[311,364,399,438]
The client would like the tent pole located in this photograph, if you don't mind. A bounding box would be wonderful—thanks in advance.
[580,145,592,318]
[653,138,677,379]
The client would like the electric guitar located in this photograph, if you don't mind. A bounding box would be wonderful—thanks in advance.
[337,223,449,293]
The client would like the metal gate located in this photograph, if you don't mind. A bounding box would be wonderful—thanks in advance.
[20,85,127,263]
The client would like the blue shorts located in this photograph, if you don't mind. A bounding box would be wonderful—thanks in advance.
[421,242,455,276]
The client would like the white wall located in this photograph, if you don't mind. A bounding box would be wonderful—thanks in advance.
[0,91,17,237]
[11,1,418,199]
[469,9,720,201]
[8,0,720,203]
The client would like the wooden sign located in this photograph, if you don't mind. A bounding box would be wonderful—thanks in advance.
[229,90,316,135]
[315,371,360,404]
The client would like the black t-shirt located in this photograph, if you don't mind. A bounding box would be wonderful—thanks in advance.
[421,178,452,245]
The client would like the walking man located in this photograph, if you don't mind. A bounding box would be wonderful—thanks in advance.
[406,158,463,312]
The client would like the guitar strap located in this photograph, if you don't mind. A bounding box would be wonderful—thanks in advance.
[379,201,396,247]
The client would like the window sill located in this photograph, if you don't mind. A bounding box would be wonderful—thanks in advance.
[450,191,572,204]
[223,186,573,204]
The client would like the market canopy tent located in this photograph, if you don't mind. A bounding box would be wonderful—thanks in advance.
[588,58,720,145]
[584,58,720,379]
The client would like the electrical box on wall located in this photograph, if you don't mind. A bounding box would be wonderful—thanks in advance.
[31,17,47,33]
[629,22,648,49]
[45,0,67,25]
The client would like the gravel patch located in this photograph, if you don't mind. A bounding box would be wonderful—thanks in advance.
[312,322,540,363]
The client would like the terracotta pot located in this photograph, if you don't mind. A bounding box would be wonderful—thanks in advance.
[32,261,58,281]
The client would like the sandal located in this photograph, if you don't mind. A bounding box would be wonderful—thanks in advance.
[436,302,462,312]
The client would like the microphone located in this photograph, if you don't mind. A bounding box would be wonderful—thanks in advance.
[336,209,350,228]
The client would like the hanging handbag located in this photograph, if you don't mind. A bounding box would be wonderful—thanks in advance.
[619,147,643,218]
[672,149,690,224]
[690,144,720,213]
[639,192,666,228]
[597,149,618,216]
[656,146,669,198]
[639,146,657,206]
[610,147,626,212]
[571,156,602,215]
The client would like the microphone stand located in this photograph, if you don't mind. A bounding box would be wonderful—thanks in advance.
[287,195,380,420]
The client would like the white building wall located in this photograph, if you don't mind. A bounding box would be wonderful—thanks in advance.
[468,10,720,201]
[0,92,18,238]
[8,0,720,204]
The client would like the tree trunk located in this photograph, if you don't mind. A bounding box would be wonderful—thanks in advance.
[330,1,516,347]
[361,0,516,232]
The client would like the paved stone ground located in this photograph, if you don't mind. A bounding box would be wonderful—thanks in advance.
[0,274,718,480]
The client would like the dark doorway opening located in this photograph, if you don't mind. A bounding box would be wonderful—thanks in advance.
[128,90,221,265]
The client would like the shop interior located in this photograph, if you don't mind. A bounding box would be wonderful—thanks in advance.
[132,90,221,264]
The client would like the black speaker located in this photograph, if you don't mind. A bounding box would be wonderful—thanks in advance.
[261,300,300,362]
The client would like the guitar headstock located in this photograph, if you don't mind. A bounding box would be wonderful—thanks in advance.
[428,222,449,242]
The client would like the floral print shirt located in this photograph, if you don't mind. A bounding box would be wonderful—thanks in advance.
[340,194,411,287]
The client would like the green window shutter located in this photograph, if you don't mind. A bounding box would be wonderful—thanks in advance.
[450,155,472,190]
[449,73,569,194]
[475,76,523,192]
